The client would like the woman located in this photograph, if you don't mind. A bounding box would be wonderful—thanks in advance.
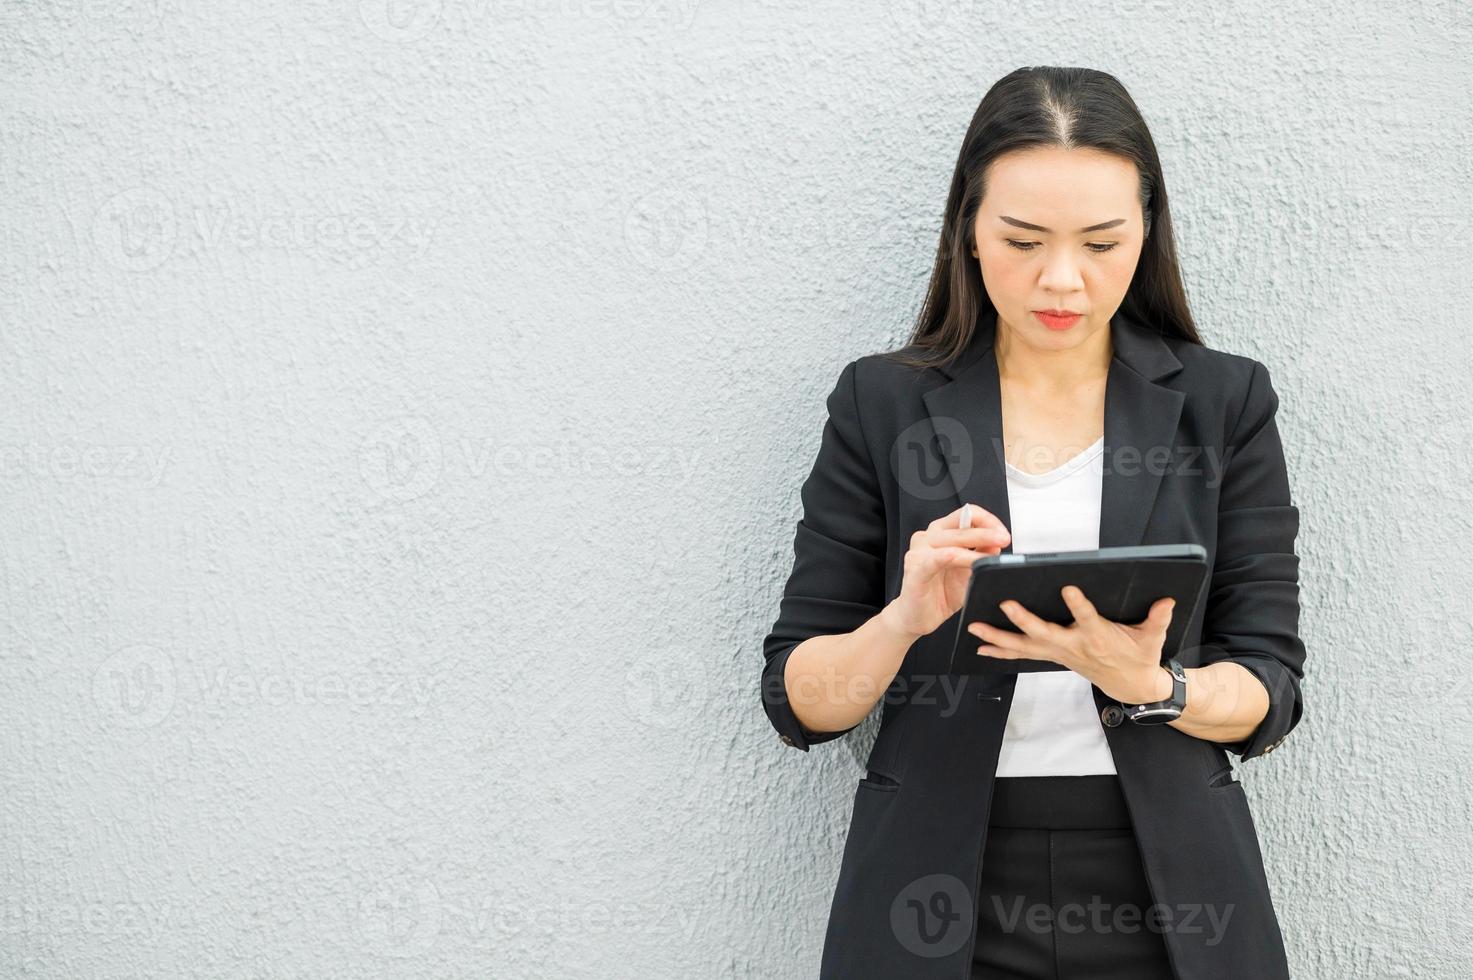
[760,67,1306,979]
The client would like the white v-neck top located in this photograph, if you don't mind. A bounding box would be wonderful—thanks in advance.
[993,435,1118,777]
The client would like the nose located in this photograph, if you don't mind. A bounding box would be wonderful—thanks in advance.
[1038,249,1085,294]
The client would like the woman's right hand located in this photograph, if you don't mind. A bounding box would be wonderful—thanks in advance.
[880,503,1012,640]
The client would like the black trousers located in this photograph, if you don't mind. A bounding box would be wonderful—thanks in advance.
[971,775,1176,980]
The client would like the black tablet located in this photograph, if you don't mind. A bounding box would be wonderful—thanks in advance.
[946,544,1210,675]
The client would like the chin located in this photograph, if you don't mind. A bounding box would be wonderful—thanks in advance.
[1031,319,1089,342]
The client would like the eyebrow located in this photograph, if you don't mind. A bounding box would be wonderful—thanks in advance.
[999,215,1127,233]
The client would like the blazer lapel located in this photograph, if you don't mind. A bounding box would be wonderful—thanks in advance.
[919,307,1185,550]
[1100,325,1186,547]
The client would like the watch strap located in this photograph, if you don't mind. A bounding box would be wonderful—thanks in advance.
[1122,657,1187,724]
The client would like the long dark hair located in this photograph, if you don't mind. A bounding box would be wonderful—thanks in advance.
[885,66,1203,371]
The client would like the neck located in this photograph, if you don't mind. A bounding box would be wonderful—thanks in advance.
[994,316,1113,392]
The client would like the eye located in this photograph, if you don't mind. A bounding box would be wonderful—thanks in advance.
[1004,240,1119,253]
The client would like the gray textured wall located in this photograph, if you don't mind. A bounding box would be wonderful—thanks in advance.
[3,1,1470,977]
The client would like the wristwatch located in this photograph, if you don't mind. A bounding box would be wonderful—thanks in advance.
[1122,657,1188,725]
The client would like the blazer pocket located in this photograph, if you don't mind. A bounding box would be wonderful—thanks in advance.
[857,769,901,792]
[1206,764,1241,789]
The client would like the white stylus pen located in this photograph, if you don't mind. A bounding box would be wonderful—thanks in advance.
[960,503,971,529]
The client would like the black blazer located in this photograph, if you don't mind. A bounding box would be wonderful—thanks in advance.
[761,307,1306,979]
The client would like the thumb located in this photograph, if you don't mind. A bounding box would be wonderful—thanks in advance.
[1148,595,1172,627]
[1142,597,1176,631]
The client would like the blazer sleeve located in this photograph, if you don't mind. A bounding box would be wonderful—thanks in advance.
[1198,360,1307,761]
[760,358,889,752]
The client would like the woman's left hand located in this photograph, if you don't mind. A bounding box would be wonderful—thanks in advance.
[967,585,1176,705]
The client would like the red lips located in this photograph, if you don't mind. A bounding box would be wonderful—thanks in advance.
[1033,310,1083,330]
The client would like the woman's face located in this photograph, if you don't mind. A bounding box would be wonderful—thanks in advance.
[972,146,1146,356]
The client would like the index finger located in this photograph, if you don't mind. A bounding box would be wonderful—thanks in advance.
[1060,584,1102,625]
